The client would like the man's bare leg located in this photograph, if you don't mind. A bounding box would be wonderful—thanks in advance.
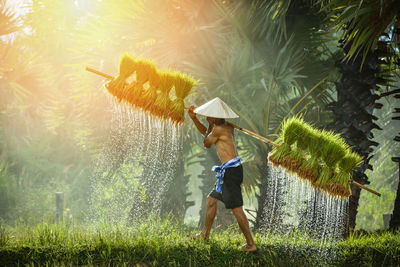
[192,196,218,240]
[232,206,257,252]
[201,196,218,238]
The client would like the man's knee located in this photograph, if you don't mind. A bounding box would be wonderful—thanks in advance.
[231,206,243,215]
[207,196,218,208]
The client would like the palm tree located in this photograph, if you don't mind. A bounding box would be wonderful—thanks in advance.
[389,59,400,230]
[317,0,400,229]
[329,42,382,230]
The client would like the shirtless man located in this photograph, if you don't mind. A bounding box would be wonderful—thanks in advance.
[188,103,257,252]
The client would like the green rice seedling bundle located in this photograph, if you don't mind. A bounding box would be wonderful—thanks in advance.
[295,122,312,151]
[269,117,313,183]
[169,72,197,124]
[267,135,290,165]
[283,117,309,165]
[268,117,303,164]
[152,70,174,119]
[300,131,324,182]
[320,130,347,168]
[88,54,196,124]
[141,64,160,111]
[333,152,363,191]
[314,131,352,197]
[133,58,156,109]
[268,117,363,198]
[106,53,136,101]
[292,122,319,182]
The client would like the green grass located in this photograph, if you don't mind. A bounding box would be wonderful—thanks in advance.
[0,220,399,266]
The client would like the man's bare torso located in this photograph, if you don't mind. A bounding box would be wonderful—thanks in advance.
[205,123,238,164]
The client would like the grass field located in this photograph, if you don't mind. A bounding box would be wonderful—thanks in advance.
[0,219,399,266]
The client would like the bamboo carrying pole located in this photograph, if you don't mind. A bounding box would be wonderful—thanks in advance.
[227,122,279,147]
[352,181,381,197]
[86,67,381,197]
[86,67,113,80]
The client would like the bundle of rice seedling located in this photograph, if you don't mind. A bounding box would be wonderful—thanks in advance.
[284,118,313,181]
[123,81,137,105]
[314,131,344,182]
[323,182,351,198]
[268,142,291,166]
[300,131,324,182]
[106,53,136,101]
[283,118,308,166]
[169,73,196,124]
[299,156,320,183]
[295,124,313,151]
[132,58,155,109]
[282,117,305,146]
[281,156,303,174]
[287,146,306,167]
[152,70,174,119]
[315,164,334,186]
[268,117,305,165]
[87,54,196,124]
[332,151,363,191]
[141,65,160,112]
[320,130,347,168]
[267,116,373,198]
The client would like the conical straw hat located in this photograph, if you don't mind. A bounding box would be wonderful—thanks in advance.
[194,97,239,119]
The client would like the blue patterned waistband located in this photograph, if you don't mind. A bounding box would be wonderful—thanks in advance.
[211,156,242,193]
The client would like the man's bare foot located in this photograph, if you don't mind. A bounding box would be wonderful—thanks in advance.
[240,243,257,252]
[188,233,209,241]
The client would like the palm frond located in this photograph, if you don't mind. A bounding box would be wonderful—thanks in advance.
[0,0,20,37]
[318,0,400,65]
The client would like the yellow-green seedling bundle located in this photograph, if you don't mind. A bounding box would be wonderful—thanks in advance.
[105,53,137,101]
[268,117,362,198]
[105,54,197,124]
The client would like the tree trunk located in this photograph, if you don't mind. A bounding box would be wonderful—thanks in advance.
[254,157,270,231]
[389,53,400,229]
[328,44,383,230]
[348,185,362,229]
[390,162,400,229]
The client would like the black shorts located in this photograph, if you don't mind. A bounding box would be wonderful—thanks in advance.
[208,165,243,209]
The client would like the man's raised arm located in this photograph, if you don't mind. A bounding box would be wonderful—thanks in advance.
[188,106,207,136]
